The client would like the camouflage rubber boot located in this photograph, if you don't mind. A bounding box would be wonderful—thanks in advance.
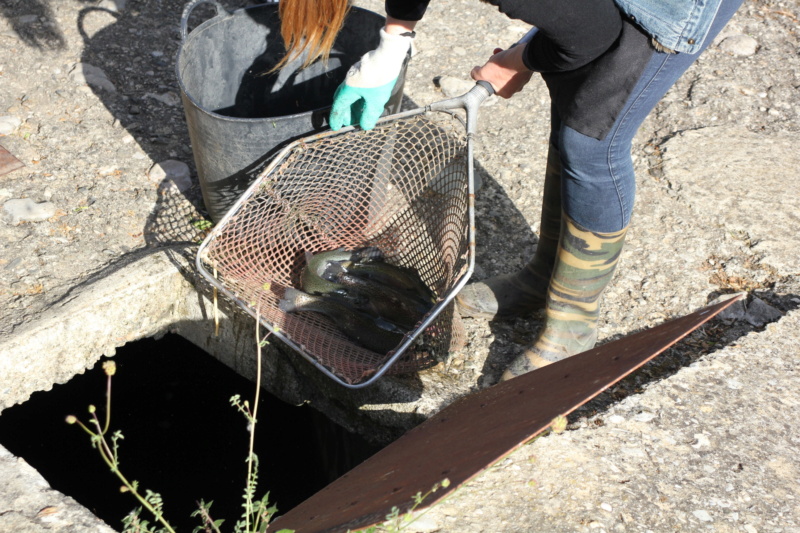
[502,213,627,380]
[456,144,563,319]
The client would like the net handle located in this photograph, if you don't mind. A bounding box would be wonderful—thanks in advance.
[427,81,494,134]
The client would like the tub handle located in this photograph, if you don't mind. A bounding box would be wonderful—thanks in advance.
[180,0,230,41]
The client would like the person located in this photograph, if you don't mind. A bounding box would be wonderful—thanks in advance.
[276,0,743,380]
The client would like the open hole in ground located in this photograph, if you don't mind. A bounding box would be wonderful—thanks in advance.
[0,333,381,531]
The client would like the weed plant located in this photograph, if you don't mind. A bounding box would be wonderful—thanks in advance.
[66,315,293,533]
[351,478,451,533]
[64,312,449,533]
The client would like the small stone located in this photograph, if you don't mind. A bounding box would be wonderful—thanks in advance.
[148,160,192,192]
[726,379,742,390]
[608,415,625,424]
[98,166,118,176]
[692,510,713,522]
[621,447,646,458]
[634,412,656,423]
[600,503,613,512]
[433,76,497,106]
[0,115,22,135]
[744,297,782,327]
[691,434,711,449]
[69,63,117,93]
[719,35,758,57]
[3,198,57,225]
[145,91,181,107]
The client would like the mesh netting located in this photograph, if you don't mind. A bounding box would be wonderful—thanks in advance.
[198,111,472,385]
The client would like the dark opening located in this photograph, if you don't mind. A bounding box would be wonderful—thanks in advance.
[0,333,380,531]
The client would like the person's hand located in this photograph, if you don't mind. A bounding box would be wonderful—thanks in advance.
[470,45,533,99]
[329,29,412,130]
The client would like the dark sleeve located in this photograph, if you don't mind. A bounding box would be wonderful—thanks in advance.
[485,0,623,72]
[385,0,431,21]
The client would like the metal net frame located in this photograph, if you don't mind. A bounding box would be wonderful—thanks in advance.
[197,91,487,387]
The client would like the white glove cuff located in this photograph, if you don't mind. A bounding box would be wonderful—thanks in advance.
[374,28,414,62]
[345,28,413,88]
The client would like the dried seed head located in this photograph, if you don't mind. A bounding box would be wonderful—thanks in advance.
[103,360,117,376]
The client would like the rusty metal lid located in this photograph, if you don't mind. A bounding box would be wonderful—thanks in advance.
[268,296,742,532]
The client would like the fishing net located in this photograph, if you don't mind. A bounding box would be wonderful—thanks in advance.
[197,108,476,387]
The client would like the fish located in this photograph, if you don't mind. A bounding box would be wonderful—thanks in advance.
[300,247,383,296]
[322,262,433,330]
[336,260,435,304]
[279,288,405,353]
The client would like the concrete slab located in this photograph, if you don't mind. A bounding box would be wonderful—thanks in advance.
[0,444,115,533]
[663,127,800,274]
[0,250,190,411]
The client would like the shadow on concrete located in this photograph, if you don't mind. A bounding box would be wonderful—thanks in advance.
[0,0,67,50]
[463,163,542,385]
[75,0,205,217]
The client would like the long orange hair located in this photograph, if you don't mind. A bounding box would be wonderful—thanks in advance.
[275,0,351,71]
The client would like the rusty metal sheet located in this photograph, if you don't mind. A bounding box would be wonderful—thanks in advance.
[268,296,742,533]
[0,144,24,177]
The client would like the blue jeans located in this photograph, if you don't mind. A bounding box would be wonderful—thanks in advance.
[552,0,743,233]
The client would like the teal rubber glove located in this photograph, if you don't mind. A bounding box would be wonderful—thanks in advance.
[329,29,413,131]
